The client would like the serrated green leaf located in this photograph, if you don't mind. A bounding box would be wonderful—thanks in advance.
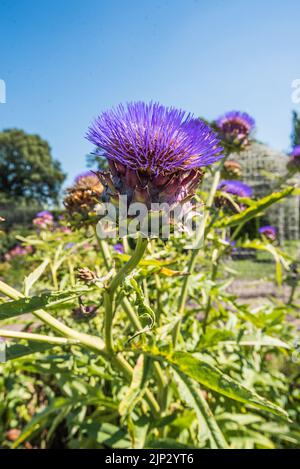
[24,259,50,296]
[119,354,146,418]
[142,347,289,419]
[0,287,93,320]
[5,342,58,361]
[215,187,294,228]
[172,369,228,448]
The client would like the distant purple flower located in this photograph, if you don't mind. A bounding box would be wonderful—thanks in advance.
[33,210,54,229]
[4,244,33,261]
[288,145,300,171]
[225,237,237,252]
[86,102,223,208]
[218,180,253,198]
[74,171,97,185]
[36,210,53,219]
[216,111,255,147]
[113,243,124,254]
[259,225,277,241]
[59,226,72,234]
[83,242,93,250]
[290,145,300,158]
[65,242,75,250]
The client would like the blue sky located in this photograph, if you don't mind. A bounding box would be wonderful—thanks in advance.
[0,0,299,184]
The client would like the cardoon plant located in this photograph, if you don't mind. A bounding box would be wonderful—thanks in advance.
[64,171,104,225]
[221,160,242,179]
[86,102,224,361]
[216,180,253,212]
[33,210,54,229]
[4,244,33,262]
[217,180,253,198]
[0,102,294,451]
[259,225,277,241]
[215,111,255,149]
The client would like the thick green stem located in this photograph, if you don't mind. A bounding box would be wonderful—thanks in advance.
[288,282,297,305]
[103,291,114,352]
[173,170,221,347]
[121,297,143,329]
[96,233,113,271]
[95,235,162,416]
[102,235,148,353]
[0,280,105,353]
[108,235,148,296]
[202,261,218,332]
[0,329,79,345]
[112,354,160,416]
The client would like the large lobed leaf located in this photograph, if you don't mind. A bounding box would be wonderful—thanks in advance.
[215,187,294,228]
[0,287,94,321]
[141,347,289,420]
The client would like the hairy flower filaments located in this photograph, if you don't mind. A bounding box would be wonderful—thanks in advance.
[87,102,223,209]
[215,111,255,148]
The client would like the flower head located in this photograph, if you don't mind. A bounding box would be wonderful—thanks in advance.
[64,171,104,225]
[36,210,53,219]
[216,111,255,148]
[290,145,300,158]
[287,145,300,171]
[74,171,101,187]
[4,244,33,261]
[113,243,124,254]
[218,180,253,198]
[259,225,277,241]
[33,211,54,229]
[86,102,223,208]
[222,160,242,179]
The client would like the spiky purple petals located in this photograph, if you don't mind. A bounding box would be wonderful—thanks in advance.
[218,180,253,198]
[288,145,300,171]
[87,102,223,174]
[87,102,223,208]
[259,225,277,241]
[216,111,255,147]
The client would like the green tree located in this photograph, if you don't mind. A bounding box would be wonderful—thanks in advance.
[0,129,66,205]
[291,110,300,147]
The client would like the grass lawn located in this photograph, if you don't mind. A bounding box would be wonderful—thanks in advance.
[225,258,276,280]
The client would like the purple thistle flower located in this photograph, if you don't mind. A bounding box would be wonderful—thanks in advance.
[87,102,223,174]
[74,171,97,185]
[288,145,300,171]
[36,210,54,220]
[86,102,223,208]
[259,225,277,241]
[290,145,300,158]
[33,210,54,229]
[113,243,124,254]
[4,244,33,261]
[218,180,253,198]
[216,111,255,147]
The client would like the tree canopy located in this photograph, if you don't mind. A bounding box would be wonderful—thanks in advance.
[291,110,300,148]
[0,129,66,205]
